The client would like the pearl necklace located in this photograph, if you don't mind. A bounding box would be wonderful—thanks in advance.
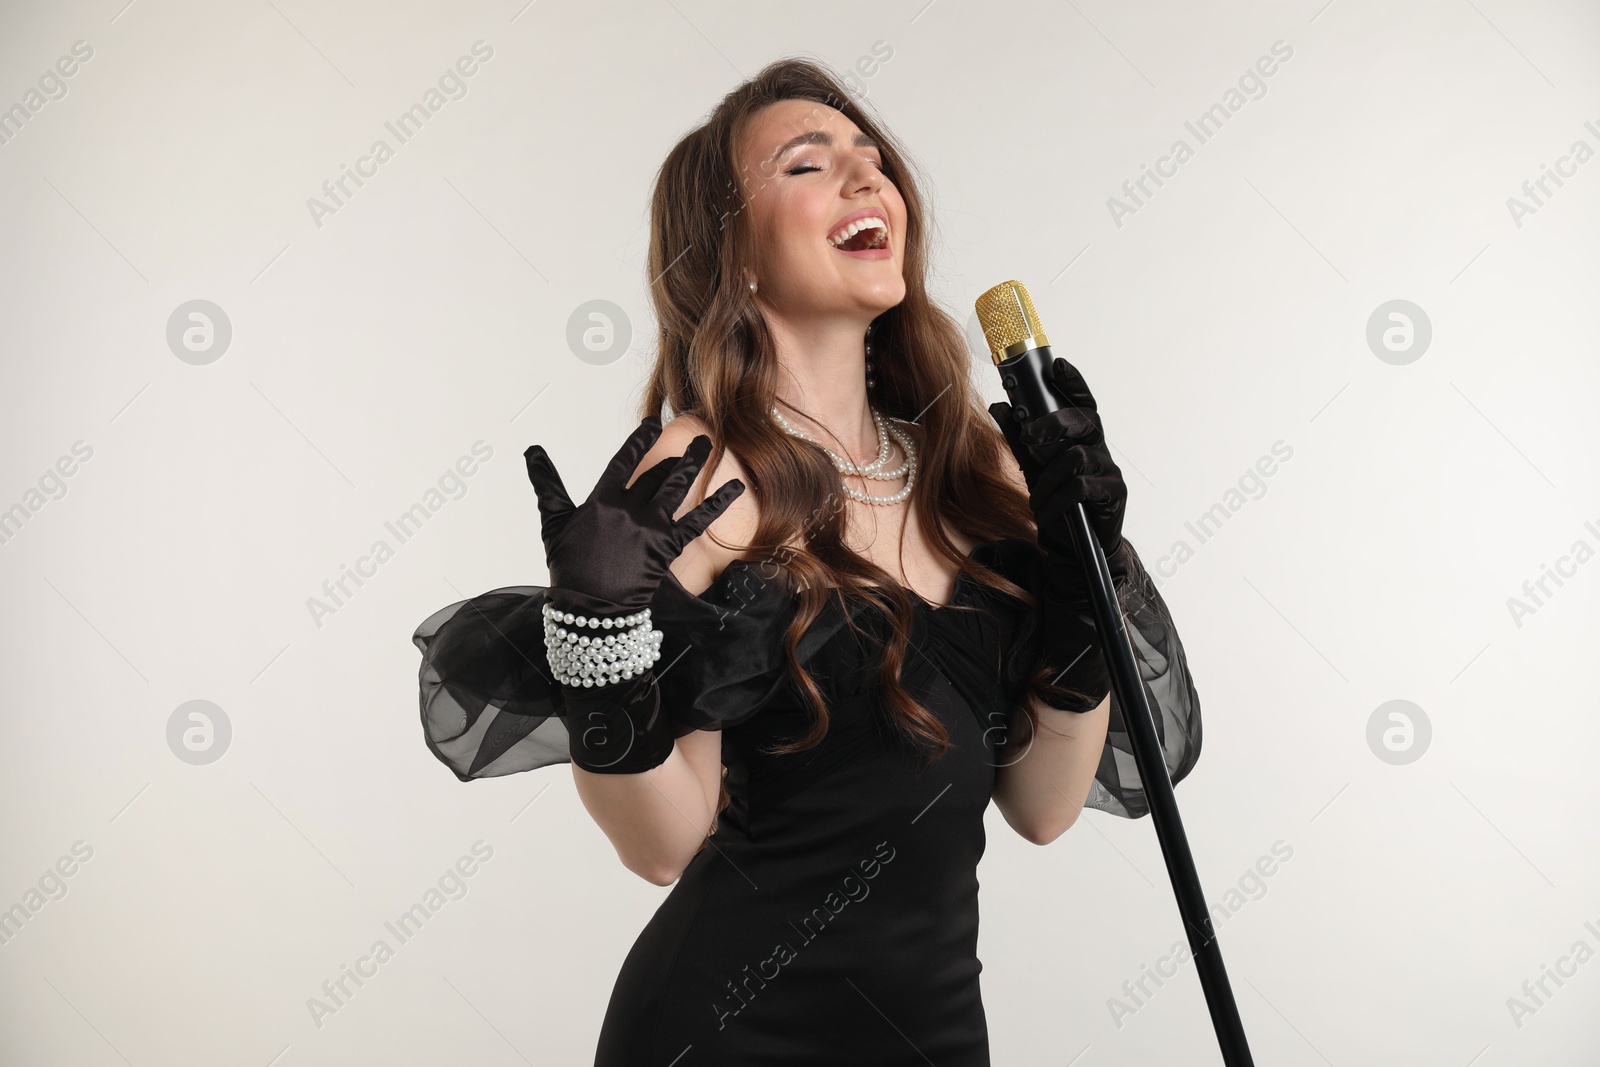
[769,405,918,506]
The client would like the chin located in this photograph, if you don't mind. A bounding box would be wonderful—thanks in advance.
[866,280,908,310]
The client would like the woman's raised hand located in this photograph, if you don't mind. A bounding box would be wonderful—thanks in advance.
[523,415,746,620]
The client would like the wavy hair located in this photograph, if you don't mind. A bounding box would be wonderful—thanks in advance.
[640,57,1084,789]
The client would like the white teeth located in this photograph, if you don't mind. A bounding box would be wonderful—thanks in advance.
[828,216,887,247]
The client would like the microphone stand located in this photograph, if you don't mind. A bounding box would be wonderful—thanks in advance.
[982,275,1254,1064]
[1062,494,1255,1066]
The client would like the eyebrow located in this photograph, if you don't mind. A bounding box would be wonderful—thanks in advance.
[766,129,880,165]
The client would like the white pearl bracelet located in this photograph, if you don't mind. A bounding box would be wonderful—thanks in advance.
[542,601,663,687]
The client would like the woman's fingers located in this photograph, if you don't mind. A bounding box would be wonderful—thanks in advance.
[1079,469,1126,505]
[524,444,579,549]
[1029,447,1125,546]
[989,401,1042,487]
[1028,444,1107,499]
[628,454,679,499]
[523,445,574,518]
[1048,357,1100,412]
[599,415,665,492]
[998,361,1127,557]
[1024,358,1107,449]
[1021,404,1101,450]
[653,434,713,512]
[675,478,746,548]
[1031,454,1123,505]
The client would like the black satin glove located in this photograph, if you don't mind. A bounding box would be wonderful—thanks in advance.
[988,356,1128,566]
[525,415,745,621]
[990,357,1132,712]
[523,416,746,772]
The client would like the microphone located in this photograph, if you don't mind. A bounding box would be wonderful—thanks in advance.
[973,277,1113,584]
[972,279,1059,424]
[972,278,1257,1066]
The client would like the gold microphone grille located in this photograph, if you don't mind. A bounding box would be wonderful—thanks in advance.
[973,280,1050,365]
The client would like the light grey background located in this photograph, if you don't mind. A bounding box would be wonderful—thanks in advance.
[2,0,1597,1063]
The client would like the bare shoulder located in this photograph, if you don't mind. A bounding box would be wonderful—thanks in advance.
[627,413,759,598]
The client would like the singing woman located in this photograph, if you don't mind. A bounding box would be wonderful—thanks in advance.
[413,56,1201,1066]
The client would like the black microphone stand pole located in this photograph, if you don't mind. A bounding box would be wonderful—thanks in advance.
[1003,348,1255,1067]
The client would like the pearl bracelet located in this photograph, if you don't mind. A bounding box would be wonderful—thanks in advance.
[542,601,663,687]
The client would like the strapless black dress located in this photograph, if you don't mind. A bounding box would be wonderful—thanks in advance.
[412,538,1201,1066]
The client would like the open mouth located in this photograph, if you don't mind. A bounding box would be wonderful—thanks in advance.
[828,216,889,253]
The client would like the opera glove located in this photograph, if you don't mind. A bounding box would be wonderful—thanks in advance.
[523,416,746,773]
[988,355,1128,567]
[559,668,675,774]
[990,357,1133,712]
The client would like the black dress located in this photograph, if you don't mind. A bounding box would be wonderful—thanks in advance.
[412,537,1201,1066]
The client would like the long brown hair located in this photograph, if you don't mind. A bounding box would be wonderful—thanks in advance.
[640,57,1075,774]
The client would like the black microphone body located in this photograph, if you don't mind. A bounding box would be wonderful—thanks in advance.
[995,345,1060,425]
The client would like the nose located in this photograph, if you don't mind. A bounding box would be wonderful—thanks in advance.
[845,155,884,195]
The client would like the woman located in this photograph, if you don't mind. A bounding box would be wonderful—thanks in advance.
[413,57,1201,1066]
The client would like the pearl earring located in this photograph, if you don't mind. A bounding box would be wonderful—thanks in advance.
[748,278,758,296]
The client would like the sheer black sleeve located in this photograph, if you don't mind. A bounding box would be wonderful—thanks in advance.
[412,585,569,781]
[992,538,1203,819]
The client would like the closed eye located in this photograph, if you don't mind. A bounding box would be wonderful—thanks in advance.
[786,158,886,177]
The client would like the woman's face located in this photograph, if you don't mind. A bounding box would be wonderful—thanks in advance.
[733,99,908,322]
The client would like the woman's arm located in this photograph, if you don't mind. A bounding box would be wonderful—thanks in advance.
[987,446,1112,843]
[569,414,751,884]
[572,729,722,885]
[992,694,1110,844]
